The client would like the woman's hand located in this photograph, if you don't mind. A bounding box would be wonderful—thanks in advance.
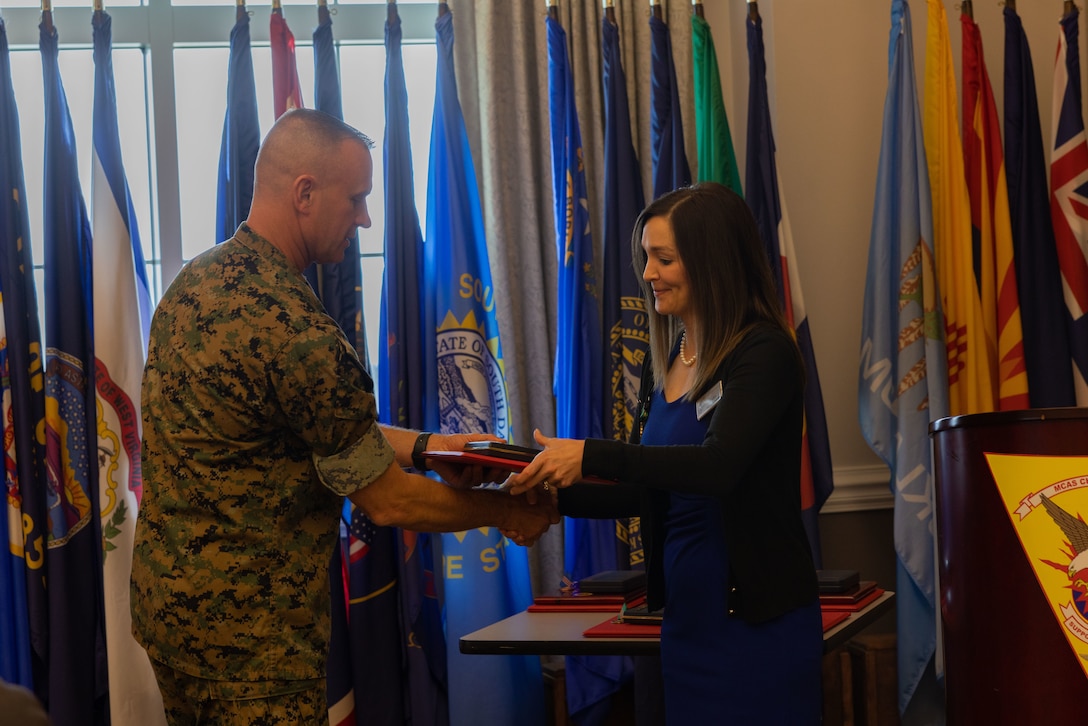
[504,429,585,497]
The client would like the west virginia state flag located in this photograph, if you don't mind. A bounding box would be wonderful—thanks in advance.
[960,11,1028,411]
[924,0,994,415]
[91,10,164,725]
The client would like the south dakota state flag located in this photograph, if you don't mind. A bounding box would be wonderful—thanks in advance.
[423,9,543,726]
[745,9,833,567]
[91,11,164,725]
[42,20,108,725]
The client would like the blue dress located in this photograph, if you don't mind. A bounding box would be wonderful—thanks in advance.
[641,383,823,724]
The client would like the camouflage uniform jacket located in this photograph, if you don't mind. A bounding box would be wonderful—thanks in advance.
[131,224,394,682]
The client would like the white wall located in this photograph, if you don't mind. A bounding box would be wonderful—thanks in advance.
[701,0,1079,509]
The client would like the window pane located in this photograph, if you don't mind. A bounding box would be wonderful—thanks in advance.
[4,0,143,7]
[173,39,434,376]
[10,45,155,308]
[170,0,435,6]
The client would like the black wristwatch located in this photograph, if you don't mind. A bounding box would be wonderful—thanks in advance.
[412,431,433,471]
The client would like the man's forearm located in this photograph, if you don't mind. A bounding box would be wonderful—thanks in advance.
[349,462,516,532]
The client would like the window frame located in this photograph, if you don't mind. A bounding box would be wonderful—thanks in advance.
[2,0,438,289]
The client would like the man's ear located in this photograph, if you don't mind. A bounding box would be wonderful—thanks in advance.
[293,175,317,212]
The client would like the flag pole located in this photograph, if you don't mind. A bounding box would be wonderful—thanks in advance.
[547,0,557,21]
[693,0,704,19]
[438,1,448,18]
[319,0,330,24]
[272,0,282,17]
[962,0,972,19]
[236,0,246,24]
[1065,1,1074,15]
[41,0,53,33]
[651,0,662,20]
[747,0,759,22]
[94,0,104,15]
[604,0,615,24]
[1006,0,1015,10]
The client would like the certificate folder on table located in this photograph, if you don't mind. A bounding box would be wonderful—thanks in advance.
[581,605,854,638]
[527,591,626,613]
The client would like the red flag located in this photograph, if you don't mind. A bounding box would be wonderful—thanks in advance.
[961,12,1029,410]
[270,10,303,118]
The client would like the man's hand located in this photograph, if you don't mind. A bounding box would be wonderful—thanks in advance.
[500,491,559,547]
[424,432,507,488]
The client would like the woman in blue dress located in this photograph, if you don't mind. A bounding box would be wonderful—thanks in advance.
[507,183,823,723]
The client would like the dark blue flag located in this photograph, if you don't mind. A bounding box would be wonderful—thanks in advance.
[380,7,449,724]
[215,10,260,245]
[546,15,623,726]
[1004,6,1075,407]
[600,16,646,572]
[746,11,833,567]
[310,12,399,725]
[424,9,543,726]
[307,10,367,364]
[41,19,109,725]
[0,16,42,692]
[649,14,691,200]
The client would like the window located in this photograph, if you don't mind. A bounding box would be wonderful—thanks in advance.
[5,0,438,372]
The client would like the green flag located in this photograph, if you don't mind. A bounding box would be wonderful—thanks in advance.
[692,14,741,193]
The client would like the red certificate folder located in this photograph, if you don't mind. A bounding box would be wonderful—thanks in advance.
[583,607,855,638]
[819,587,884,612]
[583,617,661,639]
[422,449,614,485]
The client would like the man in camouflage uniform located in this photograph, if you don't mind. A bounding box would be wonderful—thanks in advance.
[131,109,556,724]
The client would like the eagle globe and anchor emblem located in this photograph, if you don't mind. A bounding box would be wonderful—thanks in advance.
[435,310,508,440]
[1040,492,1088,649]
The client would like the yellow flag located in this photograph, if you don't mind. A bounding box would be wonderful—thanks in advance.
[986,452,1088,680]
[924,0,996,415]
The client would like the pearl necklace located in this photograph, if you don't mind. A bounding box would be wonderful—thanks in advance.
[679,332,697,367]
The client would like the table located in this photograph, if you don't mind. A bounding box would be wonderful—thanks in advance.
[460,590,895,656]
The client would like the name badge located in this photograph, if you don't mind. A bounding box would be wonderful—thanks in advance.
[696,381,723,421]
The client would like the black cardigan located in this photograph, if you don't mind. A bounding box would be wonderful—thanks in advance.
[558,325,818,624]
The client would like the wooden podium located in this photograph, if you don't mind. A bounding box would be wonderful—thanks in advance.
[930,408,1088,723]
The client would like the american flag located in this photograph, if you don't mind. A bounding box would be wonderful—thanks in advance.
[347,508,376,564]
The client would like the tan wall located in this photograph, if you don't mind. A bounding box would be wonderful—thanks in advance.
[702,0,1078,506]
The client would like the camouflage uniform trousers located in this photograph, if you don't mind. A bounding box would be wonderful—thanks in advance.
[151,659,328,725]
